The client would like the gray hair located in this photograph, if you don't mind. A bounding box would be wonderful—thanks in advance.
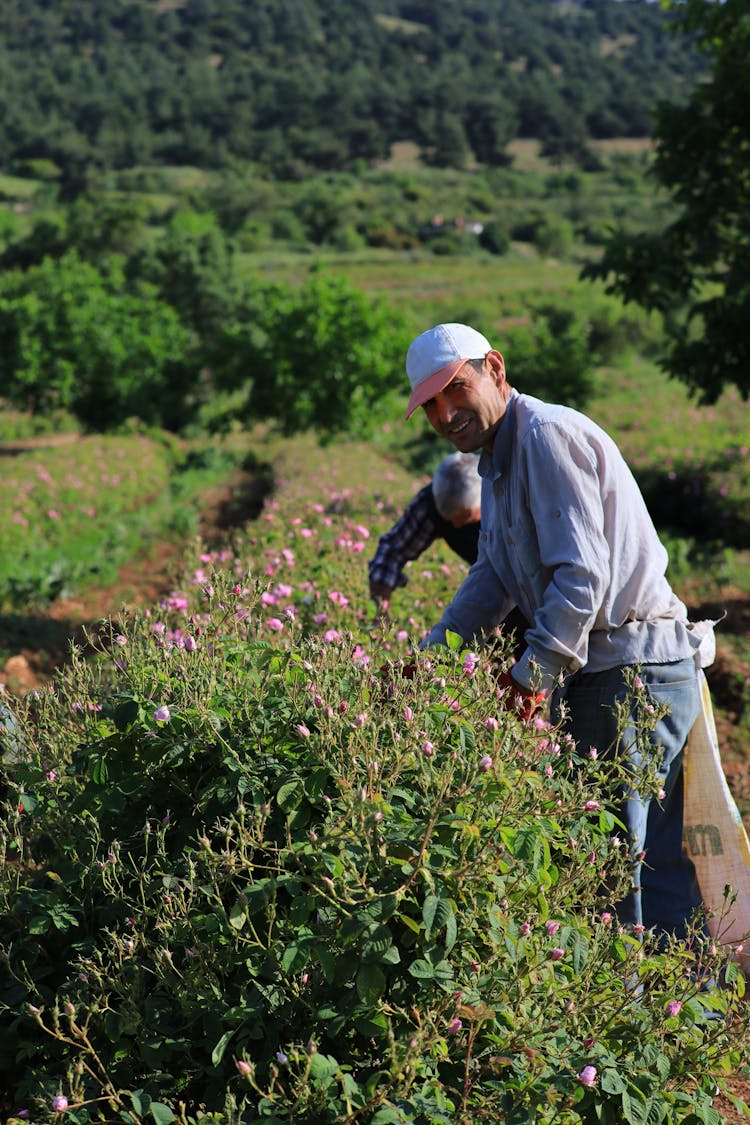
[432,452,481,519]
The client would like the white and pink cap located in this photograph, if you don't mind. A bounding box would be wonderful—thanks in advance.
[405,323,492,419]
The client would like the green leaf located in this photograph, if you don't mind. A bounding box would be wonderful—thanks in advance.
[315,944,336,984]
[723,960,739,985]
[445,630,463,651]
[129,1091,148,1117]
[371,1109,405,1123]
[390,787,416,807]
[513,825,543,873]
[398,913,421,934]
[459,724,475,755]
[655,1053,670,1082]
[408,958,434,979]
[380,945,401,965]
[355,1011,388,1038]
[362,924,396,962]
[277,779,303,811]
[229,900,246,930]
[309,1053,340,1081]
[211,1029,235,1066]
[113,698,141,731]
[601,1069,627,1095]
[304,765,329,798]
[282,941,308,973]
[90,756,109,785]
[243,879,276,916]
[444,910,457,952]
[432,959,454,984]
[149,1103,175,1125]
[423,894,452,938]
[620,1087,651,1125]
[356,963,386,1004]
[288,805,311,830]
[568,930,589,973]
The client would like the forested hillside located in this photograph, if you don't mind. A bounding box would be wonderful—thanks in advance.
[0,0,698,189]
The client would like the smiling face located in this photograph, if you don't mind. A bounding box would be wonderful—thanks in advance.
[421,351,509,453]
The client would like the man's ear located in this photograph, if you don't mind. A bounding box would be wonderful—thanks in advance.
[485,350,506,386]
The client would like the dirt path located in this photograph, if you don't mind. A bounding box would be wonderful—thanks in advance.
[0,465,271,693]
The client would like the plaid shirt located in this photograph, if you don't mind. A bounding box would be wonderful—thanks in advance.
[368,484,478,592]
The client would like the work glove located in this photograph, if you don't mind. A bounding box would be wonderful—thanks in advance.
[495,668,547,722]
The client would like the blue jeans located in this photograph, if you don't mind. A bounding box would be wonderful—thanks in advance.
[550,658,702,938]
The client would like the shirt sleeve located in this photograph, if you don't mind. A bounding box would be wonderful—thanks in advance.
[512,421,610,691]
[368,486,440,592]
[420,535,514,648]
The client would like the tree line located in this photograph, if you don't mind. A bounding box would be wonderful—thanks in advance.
[0,0,699,191]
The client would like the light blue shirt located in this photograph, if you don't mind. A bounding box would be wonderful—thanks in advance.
[422,390,700,692]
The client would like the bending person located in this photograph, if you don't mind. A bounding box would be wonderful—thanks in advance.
[368,451,481,612]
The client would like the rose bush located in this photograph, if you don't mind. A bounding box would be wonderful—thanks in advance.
[1,438,748,1124]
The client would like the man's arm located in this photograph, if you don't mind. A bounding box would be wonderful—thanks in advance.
[368,485,441,602]
[510,422,610,693]
[420,542,514,649]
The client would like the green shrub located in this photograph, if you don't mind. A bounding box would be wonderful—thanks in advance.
[533,217,575,259]
[478,220,510,257]
[0,433,248,610]
[0,251,196,430]
[503,302,598,409]
[0,569,746,1124]
[217,271,411,442]
[586,301,665,364]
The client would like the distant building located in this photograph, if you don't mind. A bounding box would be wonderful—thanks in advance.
[419,215,484,241]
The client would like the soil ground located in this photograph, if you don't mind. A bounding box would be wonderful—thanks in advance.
[1,464,748,1120]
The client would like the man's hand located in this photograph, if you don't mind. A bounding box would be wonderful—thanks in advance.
[496,669,547,722]
[369,581,393,605]
[369,581,393,625]
[379,657,420,683]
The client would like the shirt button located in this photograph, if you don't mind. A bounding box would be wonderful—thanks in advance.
[481,532,487,541]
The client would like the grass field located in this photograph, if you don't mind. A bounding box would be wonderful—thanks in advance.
[241,246,605,338]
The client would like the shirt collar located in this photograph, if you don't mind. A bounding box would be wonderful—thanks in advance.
[478,388,518,482]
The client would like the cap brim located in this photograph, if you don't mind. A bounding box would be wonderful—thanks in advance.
[404,359,467,419]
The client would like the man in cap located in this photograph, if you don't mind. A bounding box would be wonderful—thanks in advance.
[405,322,710,941]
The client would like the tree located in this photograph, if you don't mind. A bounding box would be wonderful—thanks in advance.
[465,95,517,167]
[423,112,470,170]
[217,271,410,441]
[503,302,598,410]
[0,252,196,430]
[583,0,750,404]
[126,210,242,343]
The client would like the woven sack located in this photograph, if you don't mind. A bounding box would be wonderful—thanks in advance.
[683,670,750,972]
